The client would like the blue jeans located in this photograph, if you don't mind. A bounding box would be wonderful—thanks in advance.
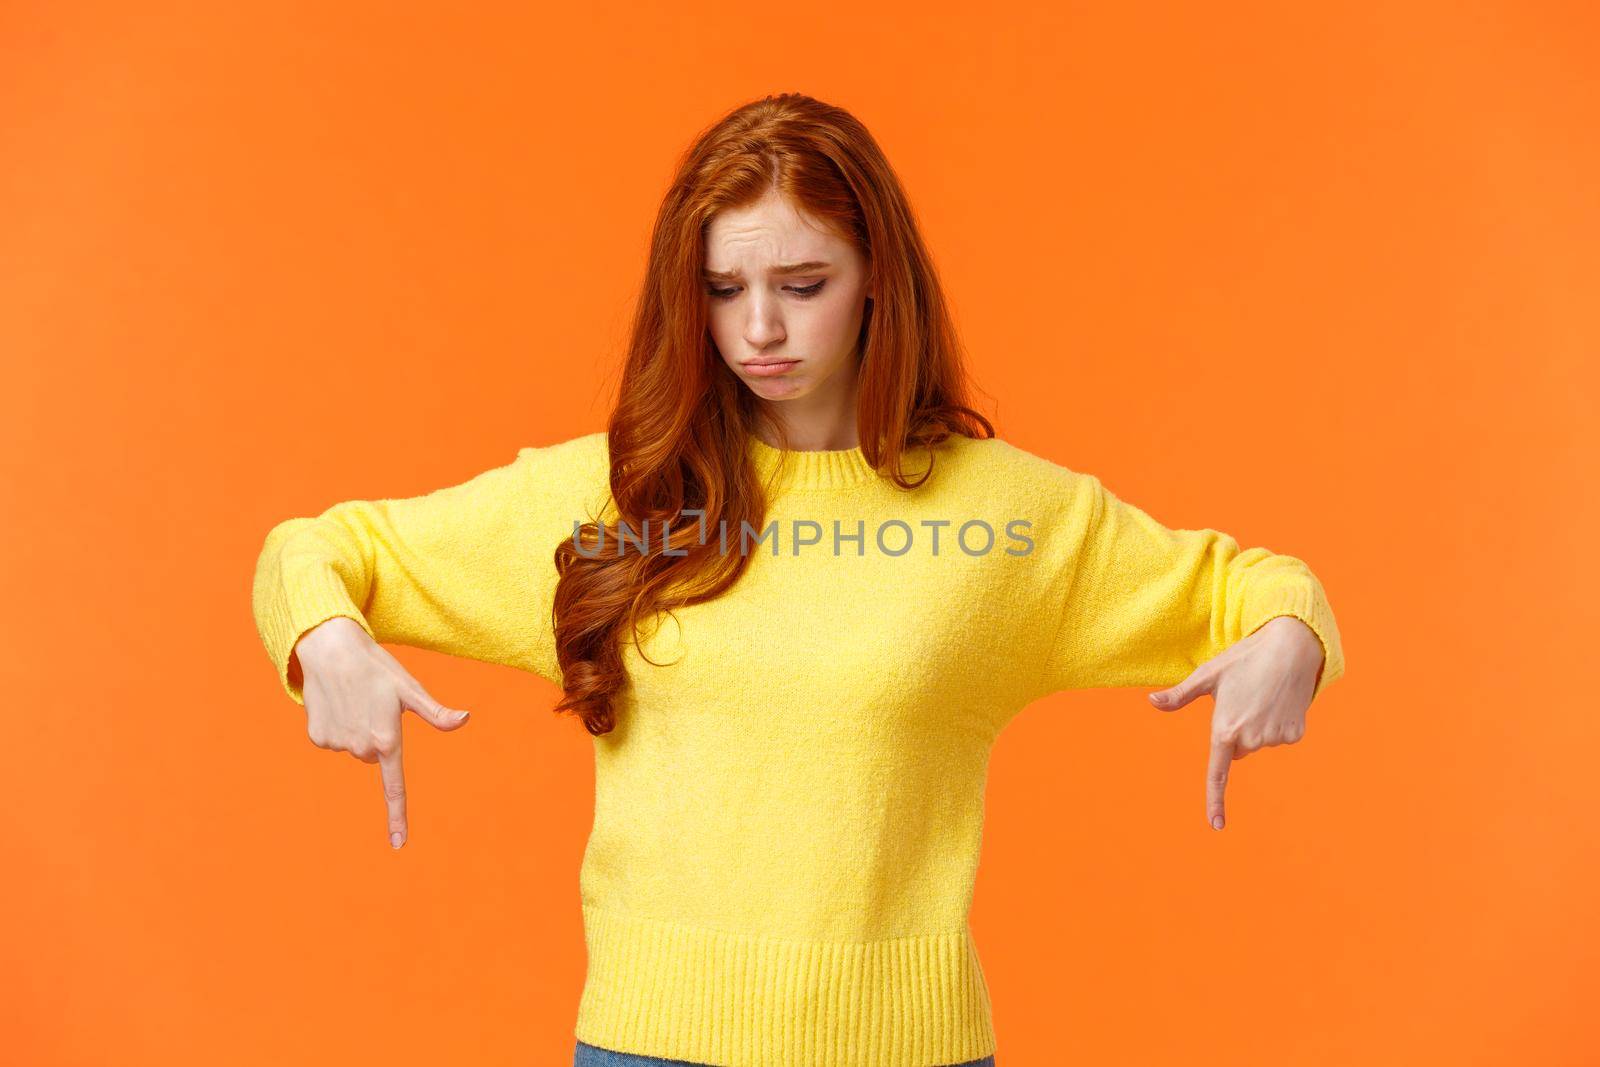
[573,1039,996,1066]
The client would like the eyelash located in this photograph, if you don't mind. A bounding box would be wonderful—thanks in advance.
[705,280,827,301]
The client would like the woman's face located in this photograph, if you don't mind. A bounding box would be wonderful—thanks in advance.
[703,187,873,416]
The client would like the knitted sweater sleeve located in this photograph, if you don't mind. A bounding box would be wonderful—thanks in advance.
[1033,471,1346,701]
[251,446,569,705]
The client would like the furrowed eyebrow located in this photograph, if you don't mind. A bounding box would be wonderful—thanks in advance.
[702,260,831,282]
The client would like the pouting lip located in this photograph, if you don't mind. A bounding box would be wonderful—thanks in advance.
[740,358,801,367]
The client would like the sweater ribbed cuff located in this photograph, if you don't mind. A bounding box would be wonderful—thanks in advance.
[257,563,375,705]
[1243,579,1346,700]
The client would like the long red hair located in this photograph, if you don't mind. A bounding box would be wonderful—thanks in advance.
[551,92,995,736]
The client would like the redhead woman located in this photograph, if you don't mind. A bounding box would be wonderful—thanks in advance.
[252,92,1344,1067]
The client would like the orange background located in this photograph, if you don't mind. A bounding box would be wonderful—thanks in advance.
[3,3,1595,1064]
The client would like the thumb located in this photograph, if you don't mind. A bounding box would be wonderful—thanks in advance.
[403,684,472,731]
[1148,665,1214,711]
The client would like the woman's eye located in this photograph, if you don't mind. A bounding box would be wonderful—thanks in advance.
[704,280,827,301]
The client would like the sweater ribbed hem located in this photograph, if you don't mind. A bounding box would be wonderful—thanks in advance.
[573,905,998,1067]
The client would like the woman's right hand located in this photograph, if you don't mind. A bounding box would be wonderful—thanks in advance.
[291,616,472,850]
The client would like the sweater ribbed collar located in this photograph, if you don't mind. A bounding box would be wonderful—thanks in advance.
[745,430,881,493]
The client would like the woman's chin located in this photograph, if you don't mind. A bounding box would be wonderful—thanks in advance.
[742,374,808,400]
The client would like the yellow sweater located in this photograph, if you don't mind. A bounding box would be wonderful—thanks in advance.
[251,429,1344,1067]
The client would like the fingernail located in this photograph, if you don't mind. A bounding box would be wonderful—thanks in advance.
[1211,815,1224,830]
[391,832,403,849]
[453,709,470,722]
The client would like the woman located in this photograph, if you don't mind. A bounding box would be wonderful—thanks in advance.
[251,93,1344,1067]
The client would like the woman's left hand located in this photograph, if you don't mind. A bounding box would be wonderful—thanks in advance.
[1145,615,1327,832]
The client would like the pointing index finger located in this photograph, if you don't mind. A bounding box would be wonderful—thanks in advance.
[380,743,408,849]
[1206,737,1232,831]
